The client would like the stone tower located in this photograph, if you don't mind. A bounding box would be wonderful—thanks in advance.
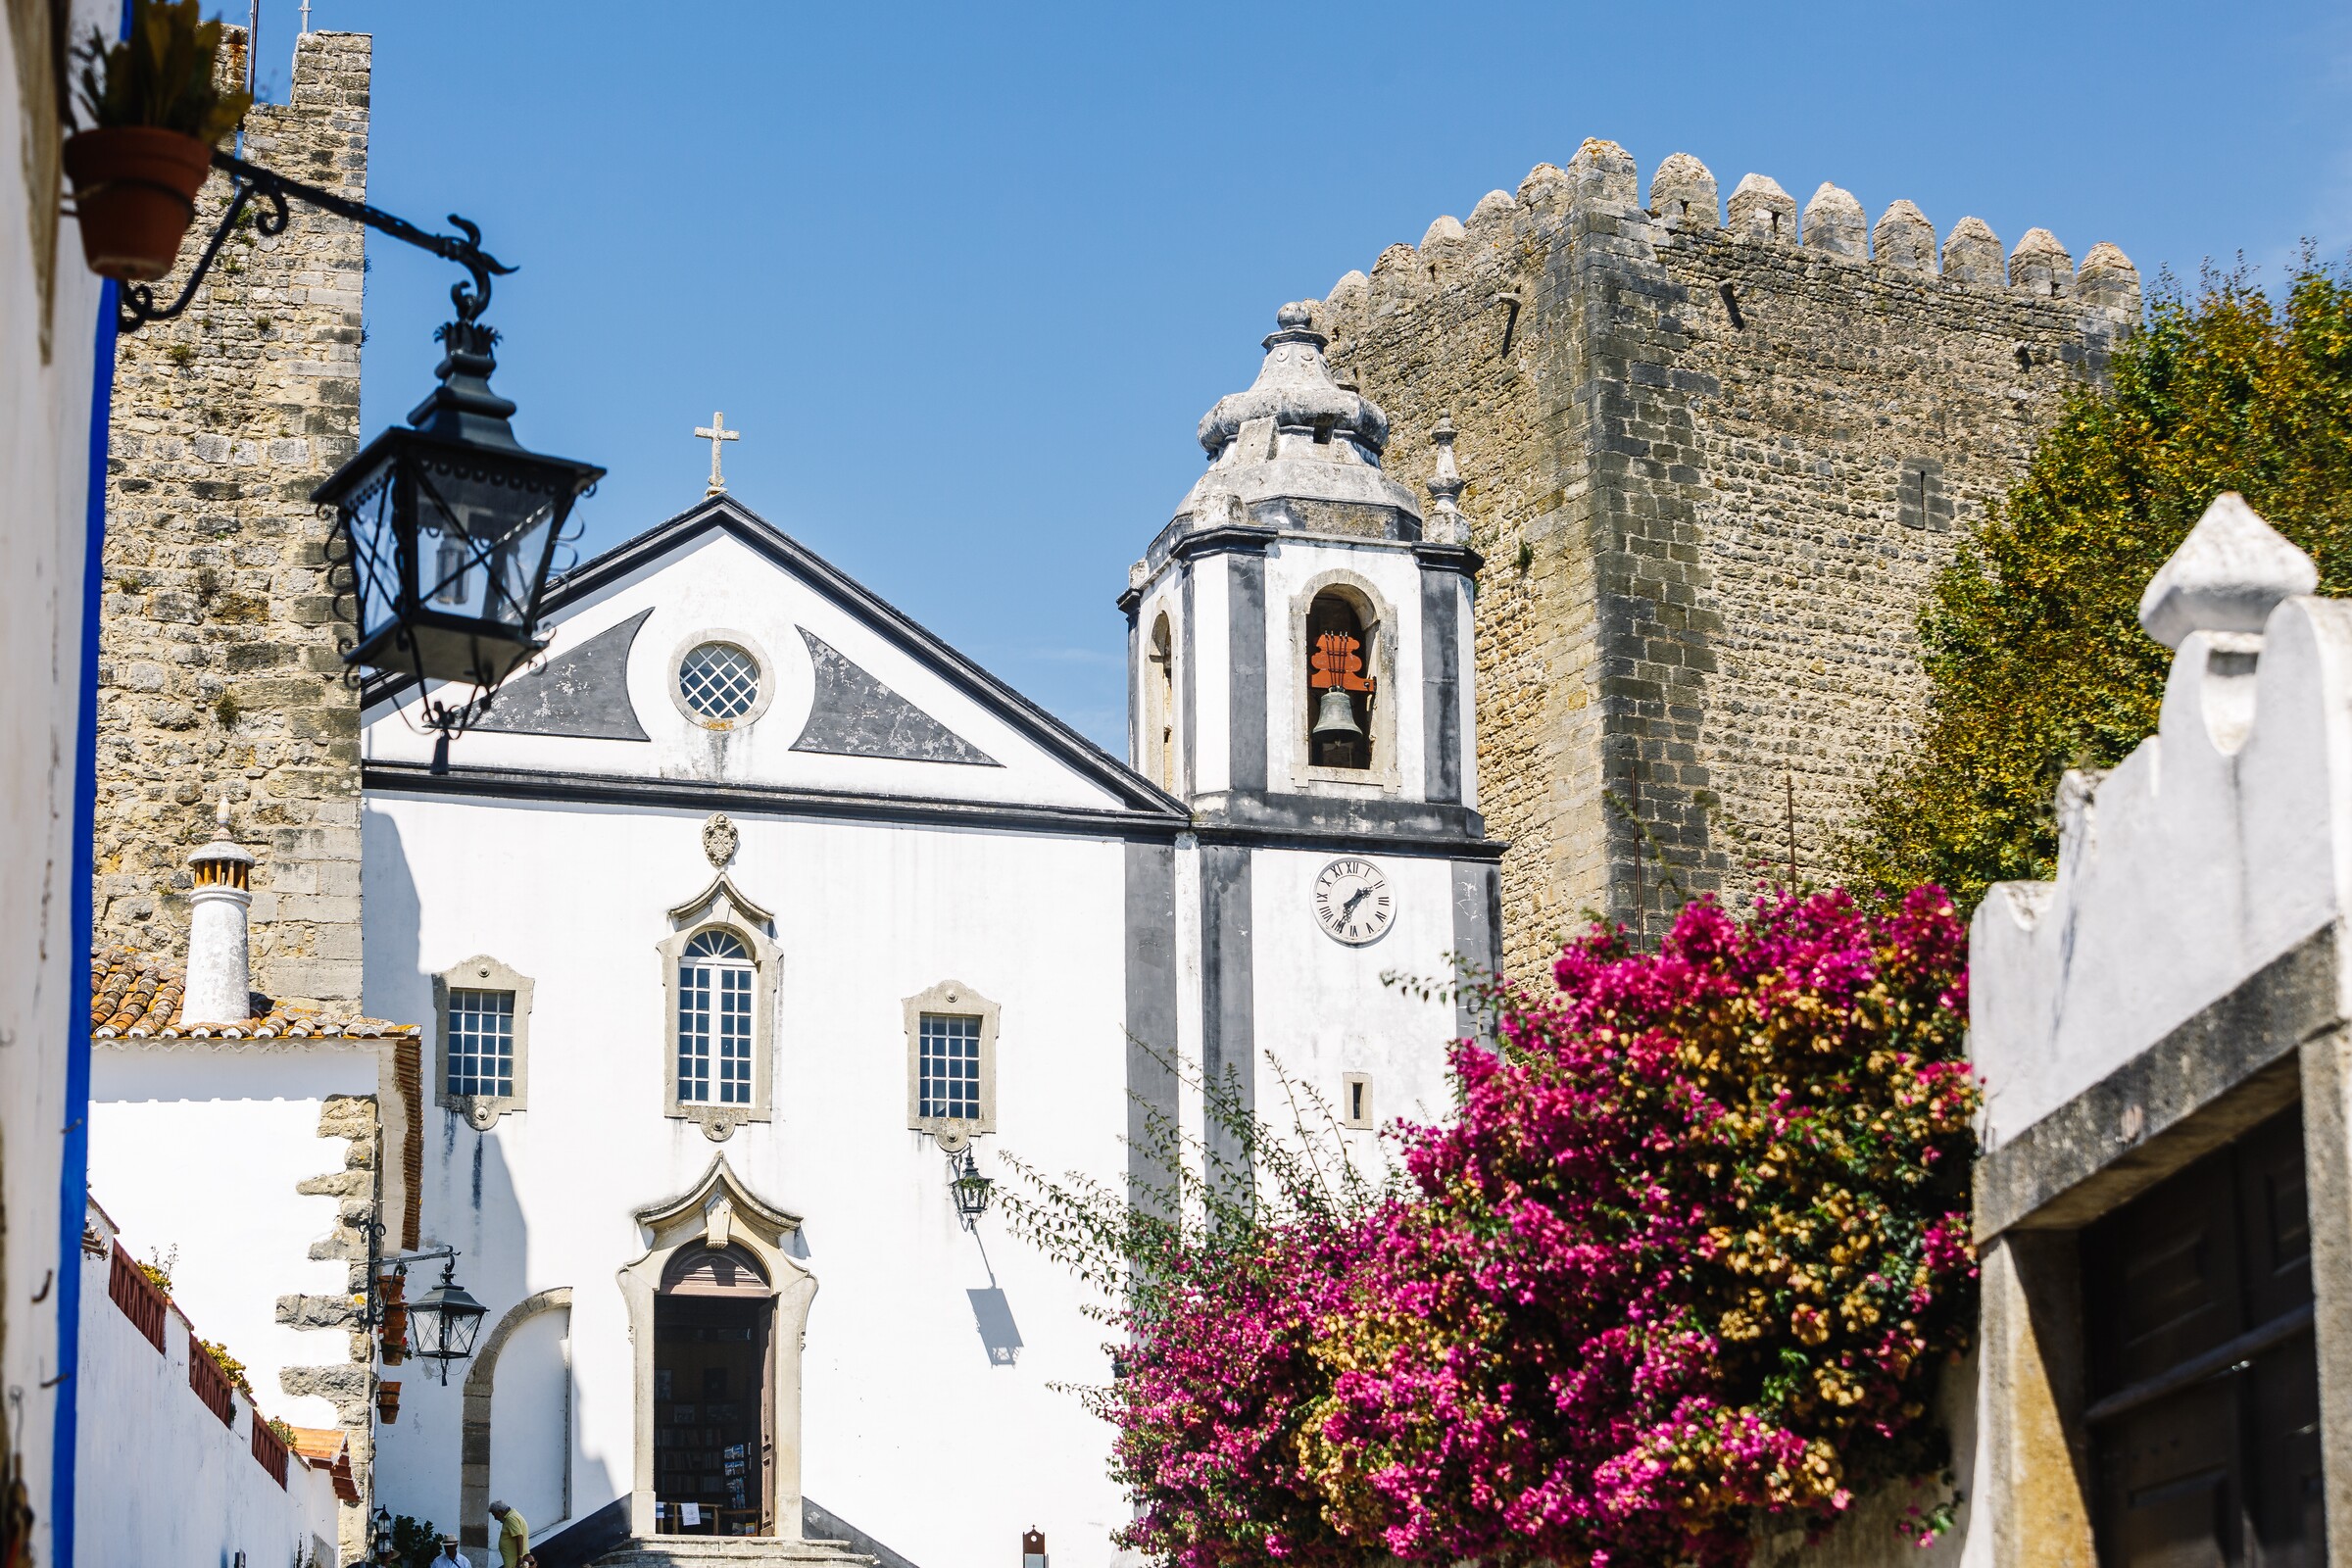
[1311,138,2139,971]
[94,29,370,1005]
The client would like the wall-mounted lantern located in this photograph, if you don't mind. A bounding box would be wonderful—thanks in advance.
[114,142,605,772]
[402,1257,489,1383]
[951,1149,995,1232]
[359,1218,489,1387]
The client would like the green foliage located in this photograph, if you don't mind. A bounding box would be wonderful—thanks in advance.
[1851,264,2352,909]
[383,1514,443,1568]
[197,1336,254,1397]
[74,0,251,143]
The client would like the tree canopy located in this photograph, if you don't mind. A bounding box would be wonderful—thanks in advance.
[1849,265,2352,909]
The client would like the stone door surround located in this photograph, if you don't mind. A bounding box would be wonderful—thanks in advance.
[617,1156,815,1542]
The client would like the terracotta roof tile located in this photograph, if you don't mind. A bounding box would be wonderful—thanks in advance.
[285,1425,345,1465]
[90,947,420,1041]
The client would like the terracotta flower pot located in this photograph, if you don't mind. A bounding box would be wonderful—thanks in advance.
[62,126,214,281]
[376,1380,402,1424]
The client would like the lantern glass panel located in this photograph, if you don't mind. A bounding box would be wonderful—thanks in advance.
[412,448,565,631]
[337,452,403,658]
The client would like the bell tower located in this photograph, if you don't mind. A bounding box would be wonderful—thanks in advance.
[1120,303,1482,832]
[1121,306,1498,1166]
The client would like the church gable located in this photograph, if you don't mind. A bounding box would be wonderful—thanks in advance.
[364,497,1174,820]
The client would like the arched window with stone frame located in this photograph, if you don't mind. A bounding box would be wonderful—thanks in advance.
[661,873,780,1140]
[1144,610,1177,793]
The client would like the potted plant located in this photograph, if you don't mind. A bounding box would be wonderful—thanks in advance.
[63,0,250,280]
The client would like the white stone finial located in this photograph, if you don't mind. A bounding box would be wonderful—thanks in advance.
[694,412,740,498]
[1426,416,1467,545]
[2138,493,2317,650]
[215,795,232,833]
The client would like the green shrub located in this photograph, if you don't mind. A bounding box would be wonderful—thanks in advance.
[1851,264,2352,910]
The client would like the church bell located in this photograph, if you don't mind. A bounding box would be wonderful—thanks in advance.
[1312,687,1364,741]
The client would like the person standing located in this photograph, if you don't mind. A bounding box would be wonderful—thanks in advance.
[488,1501,530,1568]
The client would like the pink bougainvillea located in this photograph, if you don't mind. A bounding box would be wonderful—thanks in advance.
[1038,888,1979,1568]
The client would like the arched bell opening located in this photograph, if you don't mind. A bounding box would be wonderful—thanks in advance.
[1306,590,1376,771]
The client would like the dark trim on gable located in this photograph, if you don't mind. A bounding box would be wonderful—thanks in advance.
[1172,523,1278,563]
[1413,542,1485,576]
[1200,842,1254,1193]
[366,760,1187,841]
[1973,924,2335,1242]
[1228,553,1268,793]
[367,494,1187,818]
[1421,571,1461,805]
[1125,841,1181,1216]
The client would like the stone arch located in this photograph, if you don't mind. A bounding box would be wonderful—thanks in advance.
[459,1286,572,1562]
[1285,566,1401,791]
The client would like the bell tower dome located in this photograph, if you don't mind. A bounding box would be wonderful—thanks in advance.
[1120,303,1483,835]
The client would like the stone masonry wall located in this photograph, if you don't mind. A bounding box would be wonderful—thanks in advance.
[94,31,370,1005]
[1314,139,2136,972]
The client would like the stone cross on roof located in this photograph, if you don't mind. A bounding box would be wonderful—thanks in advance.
[694,411,740,498]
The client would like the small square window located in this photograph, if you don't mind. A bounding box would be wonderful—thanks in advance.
[906,982,1000,1148]
[1341,1072,1373,1130]
[919,1013,983,1121]
[446,989,515,1098]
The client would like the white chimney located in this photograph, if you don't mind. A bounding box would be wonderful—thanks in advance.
[181,798,257,1026]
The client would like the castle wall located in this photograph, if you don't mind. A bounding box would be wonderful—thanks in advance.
[1317,140,2135,969]
[94,30,370,1005]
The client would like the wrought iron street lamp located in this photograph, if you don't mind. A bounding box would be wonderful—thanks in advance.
[403,1256,489,1382]
[358,1216,490,1388]
[119,145,605,770]
[950,1148,995,1231]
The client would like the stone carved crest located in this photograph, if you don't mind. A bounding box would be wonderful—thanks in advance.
[702,812,738,869]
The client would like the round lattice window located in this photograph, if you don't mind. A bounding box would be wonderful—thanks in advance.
[677,642,762,725]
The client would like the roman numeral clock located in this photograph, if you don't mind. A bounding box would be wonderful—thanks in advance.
[1312,857,1395,946]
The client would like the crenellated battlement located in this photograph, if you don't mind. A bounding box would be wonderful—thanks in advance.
[1316,140,2138,316]
[1299,135,2143,976]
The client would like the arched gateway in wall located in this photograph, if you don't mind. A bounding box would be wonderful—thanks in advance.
[617,1157,816,1541]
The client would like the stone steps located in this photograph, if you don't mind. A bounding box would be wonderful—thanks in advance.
[593,1536,880,1567]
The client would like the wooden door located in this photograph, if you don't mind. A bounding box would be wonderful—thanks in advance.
[2080,1107,2323,1568]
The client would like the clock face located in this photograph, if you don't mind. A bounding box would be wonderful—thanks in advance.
[1312,857,1394,946]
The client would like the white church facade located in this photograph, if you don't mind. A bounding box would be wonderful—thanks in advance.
[89,306,1497,1566]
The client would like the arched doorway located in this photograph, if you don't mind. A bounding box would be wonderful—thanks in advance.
[618,1157,815,1542]
[654,1246,772,1536]
[459,1288,572,1561]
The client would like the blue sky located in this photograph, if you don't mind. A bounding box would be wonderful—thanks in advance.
[250,1,2347,751]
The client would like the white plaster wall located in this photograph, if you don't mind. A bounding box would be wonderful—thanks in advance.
[367,529,1124,811]
[490,1305,571,1537]
[88,1044,382,1428]
[365,795,1134,1568]
[1971,599,2352,1145]
[0,9,113,1553]
[1248,847,1463,1172]
[1262,537,1429,800]
[76,1215,341,1567]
